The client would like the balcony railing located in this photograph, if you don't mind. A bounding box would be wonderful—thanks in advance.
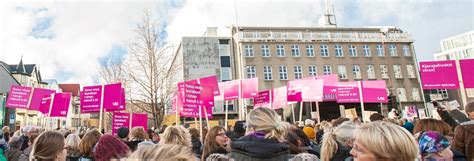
[238,31,412,42]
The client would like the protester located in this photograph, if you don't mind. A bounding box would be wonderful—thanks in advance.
[18,134,38,161]
[31,131,67,161]
[0,131,6,161]
[206,153,234,161]
[415,131,454,160]
[388,108,399,119]
[2,127,10,143]
[116,127,129,142]
[94,134,130,161]
[350,122,418,161]
[287,127,318,156]
[452,101,474,160]
[19,125,36,151]
[202,126,230,160]
[189,128,202,158]
[289,153,320,161]
[126,127,147,151]
[229,107,292,161]
[78,130,102,160]
[6,136,22,161]
[402,119,415,134]
[368,113,384,122]
[227,121,246,141]
[413,118,452,138]
[159,126,192,147]
[316,121,331,144]
[320,122,355,161]
[331,117,350,127]
[128,144,195,161]
[65,134,81,161]
[302,119,316,141]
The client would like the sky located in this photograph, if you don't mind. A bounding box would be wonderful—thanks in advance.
[0,0,472,85]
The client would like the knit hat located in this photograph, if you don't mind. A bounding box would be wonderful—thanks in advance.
[417,131,450,154]
[117,127,129,139]
[304,119,315,126]
[302,127,316,140]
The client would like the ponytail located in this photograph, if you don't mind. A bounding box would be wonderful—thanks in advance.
[320,127,337,161]
[267,121,290,142]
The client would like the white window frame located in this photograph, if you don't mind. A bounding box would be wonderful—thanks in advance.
[335,44,343,57]
[349,44,357,57]
[363,45,371,57]
[320,44,329,57]
[338,65,347,80]
[376,44,384,57]
[366,65,376,79]
[406,65,416,78]
[306,45,315,57]
[393,65,403,79]
[291,44,300,57]
[308,65,317,76]
[276,44,285,57]
[437,89,449,99]
[323,65,332,75]
[244,44,254,57]
[279,65,288,80]
[466,89,474,98]
[412,88,420,101]
[245,66,256,78]
[389,44,398,56]
[261,44,270,57]
[352,65,361,79]
[294,65,303,79]
[403,45,411,57]
[380,65,389,79]
[263,66,273,80]
[397,88,408,102]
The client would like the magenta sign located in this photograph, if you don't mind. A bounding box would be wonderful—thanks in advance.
[103,83,122,111]
[199,75,220,96]
[39,94,53,114]
[460,59,474,88]
[131,113,148,130]
[362,80,388,103]
[300,79,324,102]
[221,80,240,100]
[49,93,71,117]
[337,81,360,103]
[254,90,271,108]
[272,86,288,109]
[317,74,338,101]
[105,88,126,112]
[420,60,459,89]
[287,80,303,102]
[80,85,102,113]
[242,78,259,98]
[112,112,130,136]
[6,85,32,109]
[29,88,55,111]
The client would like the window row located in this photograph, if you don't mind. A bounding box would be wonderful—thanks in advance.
[397,88,421,102]
[244,44,412,58]
[245,64,417,80]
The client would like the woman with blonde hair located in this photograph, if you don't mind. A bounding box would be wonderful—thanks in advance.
[229,107,291,161]
[201,126,229,160]
[320,122,356,161]
[128,143,195,161]
[126,127,147,151]
[31,131,67,161]
[65,134,81,160]
[78,130,102,161]
[159,126,192,147]
[350,122,419,161]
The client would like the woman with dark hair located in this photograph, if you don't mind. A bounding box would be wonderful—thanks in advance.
[201,126,229,160]
[94,135,130,161]
[126,127,147,151]
[188,128,202,158]
[31,131,67,161]
[287,127,319,156]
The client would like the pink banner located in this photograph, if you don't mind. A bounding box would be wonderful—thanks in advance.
[362,80,388,103]
[105,88,126,112]
[317,74,338,101]
[337,81,360,103]
[460,59,474,88]
[254,90,271,108]
[80,85,102,113]
[103,83,122,111]
[272,86,288,109]
[39,93,53,114]
[300,79,324,102]
[287,80,303,102]
[49,93,71,117]
[29,88,55,111]
[6,85,32,109]
[420,60,459,89]
[220,80,240,100]
[242,78,259,98]
[199,75,220,96]
[131,113,148,130]
[112,112,130,136]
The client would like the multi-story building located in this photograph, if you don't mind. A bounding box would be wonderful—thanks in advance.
[432,30,474,107]
[0,61,20,128]
[58,84,83,128]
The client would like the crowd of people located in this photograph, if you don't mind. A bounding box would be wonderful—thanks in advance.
[0,101,472,161]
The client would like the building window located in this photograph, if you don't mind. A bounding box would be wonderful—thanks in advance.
[244,45,254,57]
[352,65,361,79]
[306,45,315,57]
[349,44,357,57]
[246,66,256,78]
[437,89,449,99]
[376,44,384,57]
[294,65,303,79]
[466,89,474,98]
[263,66,273,80]
[380,65,389,79]
[337,65,347,80]
[412,88,420,101]
[221,67,232,81]
[406,65,416,78]
[308,65,317,76]
[393,65,403,79]
[320,44,329,57]
[397,88,408,102]
[366,65,376,79]
[389,44,397,56]
[276,44,285,57]
[335,44,343,57]
[363,45,371,57]
[261,44,270,57]
[403,45,411,57]
[291,45,300,57]
[279,65,288,80]
[323,65,332,75]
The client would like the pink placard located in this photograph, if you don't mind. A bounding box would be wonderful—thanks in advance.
[362,80,388,103]
[317,74,338,101]
[242,78,259,98]
[272,86,288,109]
[221,80,240,100]
[254,90,271,108]
[39,93,53,114]
[29,88,55,111]
[105,88,126,112]
[80,85,102,113]
[6,85,33,109]
[103,83,122,111]
[49,93,71,117]
[420,60,459,89]
[337,81,360,103]
[199,75,220,96]
[287,80,303,102]
[112,112,130,136]
[131,113,148,130]
[460,59,474,88]
[300,79,324,102]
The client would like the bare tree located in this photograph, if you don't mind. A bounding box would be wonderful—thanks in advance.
[124,10,180,129]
